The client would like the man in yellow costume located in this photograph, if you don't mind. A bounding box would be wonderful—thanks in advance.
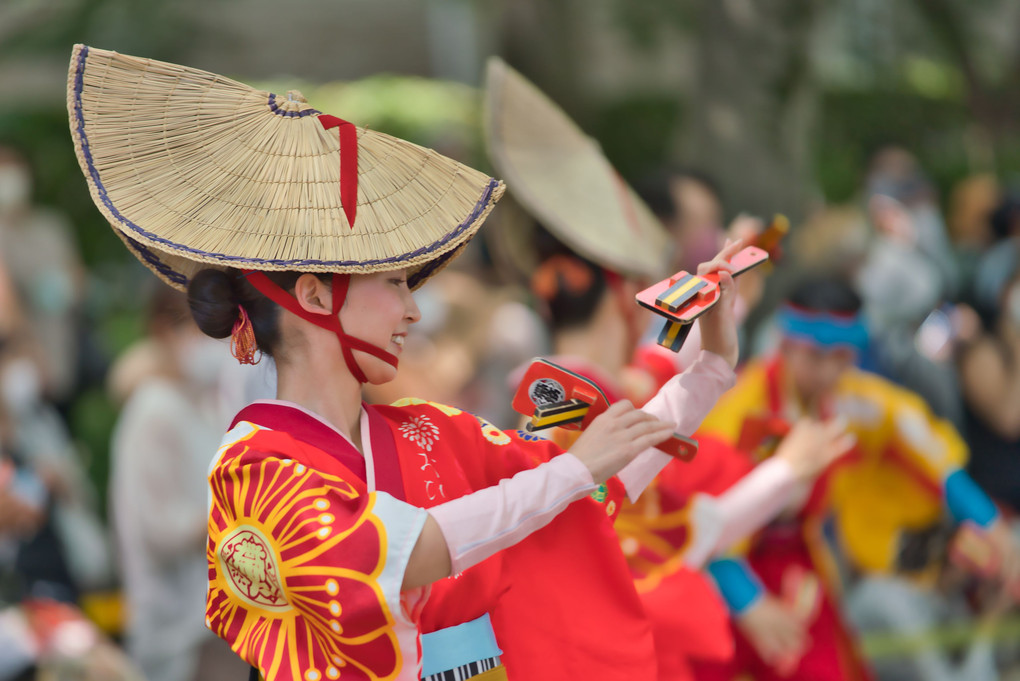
[693,275,1018,681]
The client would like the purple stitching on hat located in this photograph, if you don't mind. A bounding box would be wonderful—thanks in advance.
[126,237,188,285]
[409,247,458,288]
[267,94,320,118]
[73,46,498,282]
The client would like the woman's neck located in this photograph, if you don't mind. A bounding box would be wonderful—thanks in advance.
[553,326,625,376]
[275,354,365,452]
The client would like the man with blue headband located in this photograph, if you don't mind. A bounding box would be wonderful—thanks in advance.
[691,275,1016,681]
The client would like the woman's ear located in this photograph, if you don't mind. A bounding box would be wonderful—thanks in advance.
[292,274,333,316]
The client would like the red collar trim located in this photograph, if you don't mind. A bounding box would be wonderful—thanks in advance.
[231,400,367,482]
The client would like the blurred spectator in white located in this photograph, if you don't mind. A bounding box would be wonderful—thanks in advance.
[859,150,960,401]
[0,258,137,681]
[109,284,250,681]
[0,146,86,405]
[864,145,960,299]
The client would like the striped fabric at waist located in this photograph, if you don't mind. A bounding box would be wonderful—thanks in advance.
[422,655,501,681]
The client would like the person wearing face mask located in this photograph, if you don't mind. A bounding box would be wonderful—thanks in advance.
[70,46,752,681]
[0,319,111,601]
[854,193,965,429]
[864,146,960,298]
[854,148,968,430]
[0,147,86,405]
[109,285,251,681]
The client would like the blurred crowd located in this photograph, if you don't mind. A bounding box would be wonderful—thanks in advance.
[1,132,1020,681]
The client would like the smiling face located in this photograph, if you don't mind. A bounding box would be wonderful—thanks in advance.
[340,269,421,384]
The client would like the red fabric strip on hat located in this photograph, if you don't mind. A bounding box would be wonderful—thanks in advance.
[325,272,363,382]
[242,270,398,383]
[317,114,359,229]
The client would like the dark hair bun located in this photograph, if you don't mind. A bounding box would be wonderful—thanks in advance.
[188,268,240,339]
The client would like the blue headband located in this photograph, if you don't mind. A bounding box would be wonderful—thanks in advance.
[776,305,869,353]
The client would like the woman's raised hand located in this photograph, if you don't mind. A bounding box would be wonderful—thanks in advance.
[697,238,743,369]
[568,401,676,484]
[774,417,856,482]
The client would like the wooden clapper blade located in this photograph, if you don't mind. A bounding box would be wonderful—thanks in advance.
[511,358,699,461]
[636,245,769,353]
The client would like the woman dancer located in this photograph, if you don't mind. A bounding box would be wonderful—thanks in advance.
[69,45,743,680]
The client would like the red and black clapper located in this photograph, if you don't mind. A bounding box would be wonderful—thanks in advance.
[636,245,769,353]
[512,357,699,461]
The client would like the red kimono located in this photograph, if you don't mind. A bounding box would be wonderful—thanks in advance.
[205,398,650,680]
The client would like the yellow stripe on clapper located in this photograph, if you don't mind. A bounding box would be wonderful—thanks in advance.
[656,274,707,312]
[527,399,590,432]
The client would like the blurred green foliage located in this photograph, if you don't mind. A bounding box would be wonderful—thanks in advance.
[593,93,684,182]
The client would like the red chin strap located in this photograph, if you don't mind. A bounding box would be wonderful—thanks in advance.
[243,271,399,384]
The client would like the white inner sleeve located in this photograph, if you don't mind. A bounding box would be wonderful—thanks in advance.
[682,457,799,569]
[371,492,429,626]
[360,408,376,492]
[428,453,596,575]
[711,457,798,554]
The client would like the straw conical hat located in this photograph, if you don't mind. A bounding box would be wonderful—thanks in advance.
[483,58,667,280]
[67,44,504,291]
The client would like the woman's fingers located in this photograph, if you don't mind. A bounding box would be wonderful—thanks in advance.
[696,237,744,275]
[716,270,735,295]
[596,400,671,431]
[569,405,676,482]
[630,423,678,450]
[718,237,744,260]
[697,258,735,276]
[602,399,635,417]
[614,406,663,428]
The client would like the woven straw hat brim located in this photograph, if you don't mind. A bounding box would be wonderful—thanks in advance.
[483,58,667,280]
[67,45,504,291]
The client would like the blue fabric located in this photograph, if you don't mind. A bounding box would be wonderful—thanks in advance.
[777,306,869,353]
[945,469,999,528]
[420,613,503,676]
[707,557,764,615]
